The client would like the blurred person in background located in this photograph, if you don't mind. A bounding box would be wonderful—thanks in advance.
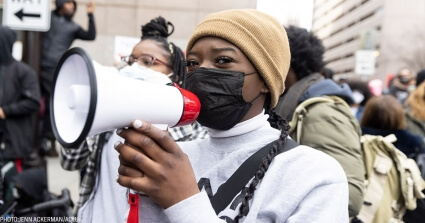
[404,69,425,138]
[320,67,334,80]
[59,16,206,222]
[0,26,41,171]
[273,25,363,218]
[416,69,425,88]
[403,69,425,223]
[361,95,425,158]
[337,74,349,85]
[387,68,416,104]
[345,79,375,122]
[368,79,383,96]
[39,0,96,157]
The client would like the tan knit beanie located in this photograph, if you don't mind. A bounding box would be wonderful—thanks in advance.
[186,9,290,108]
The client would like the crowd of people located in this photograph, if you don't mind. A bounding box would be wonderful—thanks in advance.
[0,0,97,216]
[1,1,425,222]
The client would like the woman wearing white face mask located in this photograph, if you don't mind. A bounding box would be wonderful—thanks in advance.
[59,16,207,223]
[120,16,182,83]
[119,17,207,142]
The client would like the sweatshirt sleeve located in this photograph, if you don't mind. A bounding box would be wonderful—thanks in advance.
[164,192,226,223]
[76,13,96,40]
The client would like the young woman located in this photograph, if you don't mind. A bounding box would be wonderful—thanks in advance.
[59,16,206,222]
[120,16,184,85]
[115,9,349,222]
[404,76,425,139]
[361,94,425,158]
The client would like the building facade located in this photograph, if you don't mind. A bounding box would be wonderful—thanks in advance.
[312,0,425,84]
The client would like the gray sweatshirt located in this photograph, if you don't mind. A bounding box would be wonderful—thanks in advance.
[80,112,349,222]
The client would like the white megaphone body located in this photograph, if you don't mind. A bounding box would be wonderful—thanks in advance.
[51,47,200,148]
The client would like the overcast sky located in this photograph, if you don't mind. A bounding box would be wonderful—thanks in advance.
[257,0,314,30]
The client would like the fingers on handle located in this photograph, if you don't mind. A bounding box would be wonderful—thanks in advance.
[116,128,167,161]
[114,141,158,176]
[118,164,144,178]
[116,174,147,192]
[129,120,178,153]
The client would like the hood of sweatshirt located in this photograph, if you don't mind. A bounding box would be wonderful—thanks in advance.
[0,26,16,66]
[299,79,355,104]
[55,0,77,19]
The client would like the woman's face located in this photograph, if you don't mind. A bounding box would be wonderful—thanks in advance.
[130,39,173,75]
[186,37,269,122]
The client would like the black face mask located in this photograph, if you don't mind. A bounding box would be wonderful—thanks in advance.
[185,67,260,130]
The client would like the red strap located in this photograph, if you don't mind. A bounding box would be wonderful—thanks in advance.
[127,192,139,223]
[15,159,22,173]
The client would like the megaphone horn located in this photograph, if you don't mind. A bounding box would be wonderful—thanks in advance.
[51,47,200,149]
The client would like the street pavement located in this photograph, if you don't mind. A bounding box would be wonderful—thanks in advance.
[46,154,79,204]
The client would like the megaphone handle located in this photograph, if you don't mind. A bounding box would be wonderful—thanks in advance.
[152,124,168,131]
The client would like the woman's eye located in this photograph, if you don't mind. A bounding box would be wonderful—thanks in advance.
[185,60,199,67]
[215,56,234,64]
[141,59,151,66]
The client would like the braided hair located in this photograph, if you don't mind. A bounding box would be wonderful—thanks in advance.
[233,95,291,222]
[141,16,186,86]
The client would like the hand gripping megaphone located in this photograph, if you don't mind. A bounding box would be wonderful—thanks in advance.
[50,47,200,148]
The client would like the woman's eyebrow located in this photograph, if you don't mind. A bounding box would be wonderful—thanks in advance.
[211,47,237,53]
[186,51,197,56]
[186,47,237,57]
[140,53,154,57]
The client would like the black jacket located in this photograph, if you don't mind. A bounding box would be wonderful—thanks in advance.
[0,27,41,160]
[39,9,96,94]
[41,11,96,69]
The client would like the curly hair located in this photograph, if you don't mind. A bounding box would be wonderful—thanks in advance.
[141,16,186,86]
[285,25,325,80]
[233,95,291,222]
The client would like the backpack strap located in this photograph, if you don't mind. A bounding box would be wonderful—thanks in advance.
[357,152,393,222]
[289,97,335,142]
[210,138,299,214]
